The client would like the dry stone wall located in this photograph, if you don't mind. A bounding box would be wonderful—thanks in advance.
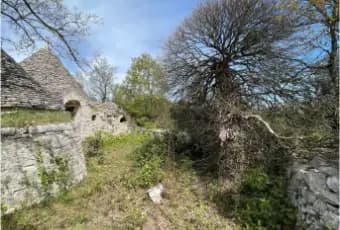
[1,123,86,214]
[288,157,339,230]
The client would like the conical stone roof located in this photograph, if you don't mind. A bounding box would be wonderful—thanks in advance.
[1,49,62,110]
[20,47,87,101]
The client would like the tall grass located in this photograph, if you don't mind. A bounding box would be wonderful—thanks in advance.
[1,108,72,128]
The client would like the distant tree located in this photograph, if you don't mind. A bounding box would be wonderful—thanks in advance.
[281,0,339,132]
[1,0,99,67]
[89,56,116,102]
[123,53,167,96]
[115,54,171,128]
[283,0,338,87]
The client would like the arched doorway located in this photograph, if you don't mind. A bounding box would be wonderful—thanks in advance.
[64,100,80,117]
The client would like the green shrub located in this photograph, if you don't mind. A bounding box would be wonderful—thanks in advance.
[83,132,104,159]
[135,155,164,187]
[130,137,168,187]
[233,168,297,229]
[241,168,269,193]
[131,137,167,167]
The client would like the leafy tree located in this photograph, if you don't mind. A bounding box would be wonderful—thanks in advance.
[115,54,171,128]
[1,0,99,67]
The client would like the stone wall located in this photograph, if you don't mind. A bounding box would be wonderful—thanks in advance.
[1,123,86,214]
[288,157,339,230]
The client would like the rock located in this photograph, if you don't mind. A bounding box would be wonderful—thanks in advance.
[304,171,326,194]
[319,166,338,177]
[288,157,339,229]
[320,190,339,206]
[147,183,164,204]
[326,176,339,193]
[321,211,339,230]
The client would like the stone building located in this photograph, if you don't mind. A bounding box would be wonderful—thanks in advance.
[2,47,131,138]
[1,48,131,214]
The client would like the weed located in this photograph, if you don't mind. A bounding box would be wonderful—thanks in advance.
[1,108,72,127]
[1,132,235,229]
[83,132,104,159]
[1,203,8,214]
[212,168,297,229]
[129,137,167,187]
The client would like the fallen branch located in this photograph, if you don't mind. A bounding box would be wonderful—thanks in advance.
[243,114,305,140]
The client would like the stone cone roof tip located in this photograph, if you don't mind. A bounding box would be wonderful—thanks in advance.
[20,47,87,100]
[1,49,63,110]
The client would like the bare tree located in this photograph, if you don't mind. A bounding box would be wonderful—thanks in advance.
[1,0,99,67]
[164,0,308,120]
[163,0,312,178]
[88,56,116,102]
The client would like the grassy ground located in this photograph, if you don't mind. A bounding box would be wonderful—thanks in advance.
[1,133,237,230]
[1,108,72,128]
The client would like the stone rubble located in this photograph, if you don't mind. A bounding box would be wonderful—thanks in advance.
[288,157,339,230]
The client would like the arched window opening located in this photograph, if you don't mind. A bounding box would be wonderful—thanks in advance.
[64,100,80,117]
[92,115,96,121]
[119,115,126,123]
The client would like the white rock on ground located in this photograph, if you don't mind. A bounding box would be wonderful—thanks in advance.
[147,183,164,204]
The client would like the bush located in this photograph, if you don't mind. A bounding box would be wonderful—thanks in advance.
[83,132,104,159]
[231,168,297,229]
[130,137,168,187]
[135,155,164,187]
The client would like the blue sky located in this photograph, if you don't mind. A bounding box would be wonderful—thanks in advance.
[3,0,199,82]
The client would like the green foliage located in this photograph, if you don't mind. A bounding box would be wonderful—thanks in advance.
[35,142,70,192]
[101,131,151,149]
[132,137,167,167]
[241,168,269,193]
[130,137,168,187]
[35,143,43,164]
[37,161,70,192]
[1,131,235,229]
[114,54,173,128]
[135,155,164,188]
[37,166,51,191]
[1,203,8,214]
[1,108,72,127]
[215,168,297,230]
[82,132,104,159]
